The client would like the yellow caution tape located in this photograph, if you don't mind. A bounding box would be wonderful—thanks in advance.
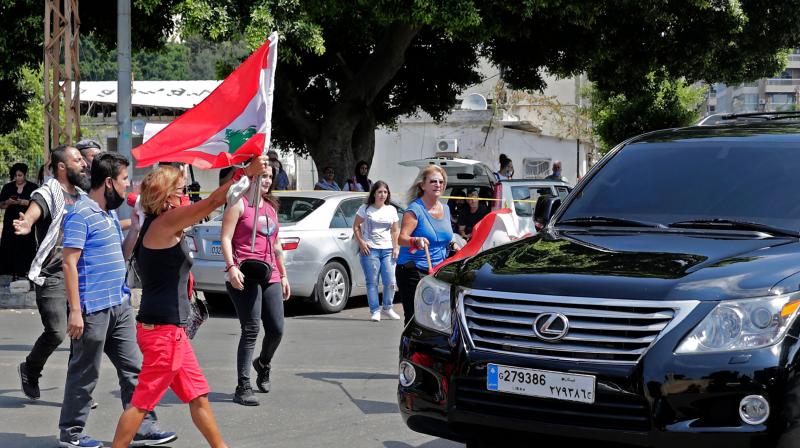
[192,191,540,204]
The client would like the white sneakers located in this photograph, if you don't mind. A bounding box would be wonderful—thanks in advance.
[381,308,402,320]
[369,308,401,321]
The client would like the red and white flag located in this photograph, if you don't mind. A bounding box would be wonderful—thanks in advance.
[432,208,532,273]
[133,32,279,168]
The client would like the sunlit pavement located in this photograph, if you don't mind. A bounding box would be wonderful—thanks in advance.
[0,295,461,448]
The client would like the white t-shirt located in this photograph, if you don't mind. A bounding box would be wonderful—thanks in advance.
[356,203,399,249]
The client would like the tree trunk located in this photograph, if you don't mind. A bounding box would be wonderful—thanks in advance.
[283,21,422,187]
[311,112,376,187]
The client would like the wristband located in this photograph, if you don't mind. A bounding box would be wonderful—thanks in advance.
[225,263,237,272]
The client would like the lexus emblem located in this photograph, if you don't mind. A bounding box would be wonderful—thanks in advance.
[532,313,570,341]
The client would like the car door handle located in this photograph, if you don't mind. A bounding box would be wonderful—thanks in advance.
[337,233,350,240]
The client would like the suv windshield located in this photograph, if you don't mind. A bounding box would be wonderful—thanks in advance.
[558,141,800,232]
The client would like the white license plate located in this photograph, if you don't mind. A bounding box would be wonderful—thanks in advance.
[487,363,596,404]
[210,241,222,256]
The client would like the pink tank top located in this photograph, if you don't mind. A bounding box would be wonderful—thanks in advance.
[232,196,281,283]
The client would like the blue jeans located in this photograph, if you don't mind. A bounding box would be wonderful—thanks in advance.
[359,248,396,313]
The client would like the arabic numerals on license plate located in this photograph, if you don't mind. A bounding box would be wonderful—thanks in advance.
[501,368,546,386]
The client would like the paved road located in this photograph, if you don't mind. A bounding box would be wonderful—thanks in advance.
[0,295,462,448]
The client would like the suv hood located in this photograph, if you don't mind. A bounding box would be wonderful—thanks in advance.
[454,230,800,301]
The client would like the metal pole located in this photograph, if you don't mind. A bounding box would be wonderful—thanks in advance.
[576,138,580,180]
[117,0,132,159]
[117,0,132,218]
[250,175,261,252]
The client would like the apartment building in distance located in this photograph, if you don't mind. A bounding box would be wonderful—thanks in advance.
[711,49,800,114]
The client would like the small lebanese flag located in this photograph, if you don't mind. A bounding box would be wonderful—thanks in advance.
[432,208,531,273]
[133,32,279,168]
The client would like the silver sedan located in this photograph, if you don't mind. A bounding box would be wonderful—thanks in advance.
[186,191,403,313]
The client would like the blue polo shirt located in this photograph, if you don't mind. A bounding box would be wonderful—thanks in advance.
[62,196,130,314]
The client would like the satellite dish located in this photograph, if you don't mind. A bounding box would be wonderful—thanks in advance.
[461,93,488,111]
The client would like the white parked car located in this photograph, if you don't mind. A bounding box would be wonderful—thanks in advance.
[186,191,403,313]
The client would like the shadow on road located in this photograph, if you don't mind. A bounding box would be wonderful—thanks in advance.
[0,433,59,448]
[205,292,371,318]
[0,344,68,352]
[111,389,232,406]
[0,388,62,409]
[297,371,398,415]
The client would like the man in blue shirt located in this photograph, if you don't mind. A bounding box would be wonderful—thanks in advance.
[58,153,177,448]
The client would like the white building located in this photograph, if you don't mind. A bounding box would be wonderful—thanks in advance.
[295,71,596,194]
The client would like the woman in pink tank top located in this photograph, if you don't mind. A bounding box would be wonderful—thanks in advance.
[220,166,290,406]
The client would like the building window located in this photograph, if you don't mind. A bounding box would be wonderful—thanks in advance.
[523,158,551,179]
[768,93,797,111]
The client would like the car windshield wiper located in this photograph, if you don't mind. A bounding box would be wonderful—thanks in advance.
[558,216,666,228]
[667,219,800,237]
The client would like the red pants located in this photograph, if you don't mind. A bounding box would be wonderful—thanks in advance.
[130,323,210,411]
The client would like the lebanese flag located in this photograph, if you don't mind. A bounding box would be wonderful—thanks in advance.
[133,32,279,168]
[431,208,532,273]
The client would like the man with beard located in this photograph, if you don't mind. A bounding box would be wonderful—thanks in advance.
[14,145,90,401]
[58,152,176,447]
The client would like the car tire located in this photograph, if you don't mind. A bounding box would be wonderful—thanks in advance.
[314,261,350,313]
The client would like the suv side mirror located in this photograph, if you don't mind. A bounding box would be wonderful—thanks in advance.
[533,195,562,231]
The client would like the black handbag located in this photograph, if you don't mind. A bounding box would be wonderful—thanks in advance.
[238,258,273,282]
[236,207,276,283]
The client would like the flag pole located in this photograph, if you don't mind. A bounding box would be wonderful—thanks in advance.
[250,32,278,252]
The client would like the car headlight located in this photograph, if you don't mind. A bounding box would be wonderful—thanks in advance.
[414,276,453,334]
[676,294,800,354]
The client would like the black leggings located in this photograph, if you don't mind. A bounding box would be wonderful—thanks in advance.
[226,280,284,386]
[395,262,427,325]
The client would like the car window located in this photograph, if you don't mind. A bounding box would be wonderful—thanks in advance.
[511,187,552,217]
[555,186,571,200]
[278,197,325,224]
[331,198,364,228]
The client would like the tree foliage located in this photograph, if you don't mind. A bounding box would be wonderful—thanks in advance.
[80,34,249,81]
[589,74,706,152]
[2,0,800,179]
[0,67,44,170]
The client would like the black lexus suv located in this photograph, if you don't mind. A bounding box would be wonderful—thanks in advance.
[398,118,800,448]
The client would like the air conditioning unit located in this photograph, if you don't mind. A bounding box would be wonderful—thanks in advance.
[435,138,458,153]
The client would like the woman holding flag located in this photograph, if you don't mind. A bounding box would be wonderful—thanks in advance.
[221,164,290,406]
[111,156,268,448]
[396,165,454,325]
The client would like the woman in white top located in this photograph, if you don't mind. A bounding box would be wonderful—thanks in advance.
[352,181,401,321]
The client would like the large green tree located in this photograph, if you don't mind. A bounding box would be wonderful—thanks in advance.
[3,1,800,180]
[168,0,800,181]
[589,73,707,152]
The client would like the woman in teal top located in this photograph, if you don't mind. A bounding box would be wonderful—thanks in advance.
[396,165,454,324]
